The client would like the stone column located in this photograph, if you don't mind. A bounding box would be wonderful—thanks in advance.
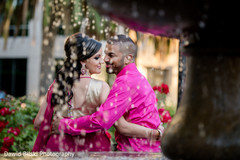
[161,54,240,159]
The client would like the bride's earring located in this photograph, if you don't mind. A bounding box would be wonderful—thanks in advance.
[81,64,87,75]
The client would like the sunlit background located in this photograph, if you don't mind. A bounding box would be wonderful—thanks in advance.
[0,0,189,154]
[0,0,179,107]
[0,0,180,109]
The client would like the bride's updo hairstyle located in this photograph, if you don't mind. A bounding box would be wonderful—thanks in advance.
[51,32,101,107]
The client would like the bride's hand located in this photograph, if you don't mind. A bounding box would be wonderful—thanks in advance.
[51,117,62,135]
[149,123,165,142]
[156,123,165,141]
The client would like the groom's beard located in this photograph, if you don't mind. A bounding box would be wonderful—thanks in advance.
[105,58,124,75]
[105,62,115,74]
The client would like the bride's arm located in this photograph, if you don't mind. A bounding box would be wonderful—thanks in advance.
[115,117,163,140]
[100,82,163,140]
[34,94,48,130]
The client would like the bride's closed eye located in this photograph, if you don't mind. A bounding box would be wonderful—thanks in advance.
[94,55,101,60]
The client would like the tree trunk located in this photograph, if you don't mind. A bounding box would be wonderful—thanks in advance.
[39,26,57,96]
[39,0,63,97]
[3,0,15,50]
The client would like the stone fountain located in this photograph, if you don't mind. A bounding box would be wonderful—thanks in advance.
[88,0,240,159]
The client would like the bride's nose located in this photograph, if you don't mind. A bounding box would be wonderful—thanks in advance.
[100,57,104,64]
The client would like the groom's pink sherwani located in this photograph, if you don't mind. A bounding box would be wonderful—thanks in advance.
[59,63,161,152]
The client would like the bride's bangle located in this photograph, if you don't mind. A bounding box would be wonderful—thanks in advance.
[156,129,163,140]
[150,129,154,140]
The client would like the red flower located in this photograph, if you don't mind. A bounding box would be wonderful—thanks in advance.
[0,121,8,133]
[0,121,6,128]
[0,146,9,153]
[157,86,162,93]
[32,118,35,124]
[160,110,172,123]
[158,108,165,115]
[13,127,20,136]
[8,127,21,136]
[161,83,169,94]
[3,137,14,147]
[0,107,11,116]
[8,127,14,133]
[7,108,11,114]
[0,108,5,116]
[105,131,112,140]
[19,124,23,128]
[153,86,158,91]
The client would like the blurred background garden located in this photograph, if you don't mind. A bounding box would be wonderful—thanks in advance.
[0,0,183,152]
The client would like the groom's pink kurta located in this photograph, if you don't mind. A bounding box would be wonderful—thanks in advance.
[59,63,161,152]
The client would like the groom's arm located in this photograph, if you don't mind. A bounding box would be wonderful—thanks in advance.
[58,80,131,135]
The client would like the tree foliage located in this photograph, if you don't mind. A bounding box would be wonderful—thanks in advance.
[0,0,37,50]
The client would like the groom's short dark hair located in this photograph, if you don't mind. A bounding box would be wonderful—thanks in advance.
[107,35,137,58]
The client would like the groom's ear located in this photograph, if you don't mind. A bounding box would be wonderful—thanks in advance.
[124,54,133,64]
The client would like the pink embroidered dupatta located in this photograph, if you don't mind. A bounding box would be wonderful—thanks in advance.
[32,81,55,152]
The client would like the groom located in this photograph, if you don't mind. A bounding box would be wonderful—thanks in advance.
[53,35,162,152]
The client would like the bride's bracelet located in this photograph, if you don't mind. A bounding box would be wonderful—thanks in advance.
[156,129,163,140]
[148,128,163,141]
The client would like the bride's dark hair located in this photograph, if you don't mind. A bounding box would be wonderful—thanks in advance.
[51,33,101,106]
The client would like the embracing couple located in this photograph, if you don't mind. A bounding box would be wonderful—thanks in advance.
[32,33,164,152]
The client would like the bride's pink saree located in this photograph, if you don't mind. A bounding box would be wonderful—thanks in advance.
[32,81,110,152]
[32,82,55,152]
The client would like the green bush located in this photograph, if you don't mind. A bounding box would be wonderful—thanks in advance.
[0,96,39,152]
